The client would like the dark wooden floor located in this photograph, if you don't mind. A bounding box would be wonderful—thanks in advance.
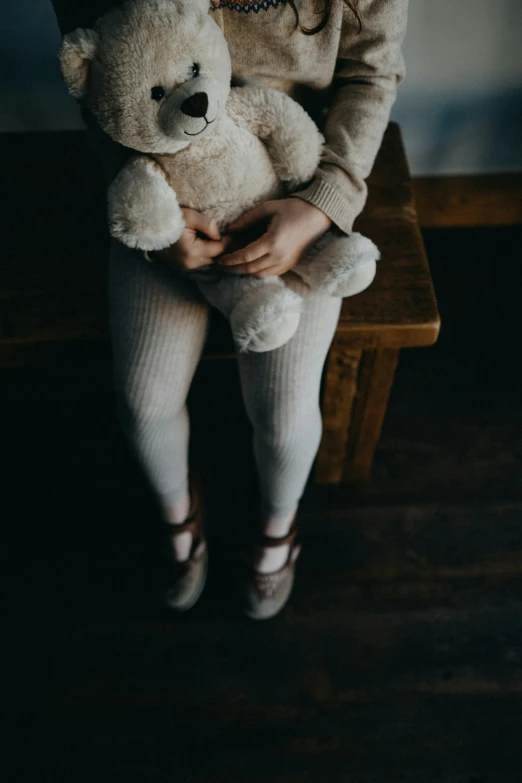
[2,226,522,782]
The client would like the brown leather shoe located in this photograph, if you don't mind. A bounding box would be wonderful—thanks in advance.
[161,476,208,611]
[240,523,301,620]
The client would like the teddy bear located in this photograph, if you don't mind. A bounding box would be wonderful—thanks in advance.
[59,0,379,353]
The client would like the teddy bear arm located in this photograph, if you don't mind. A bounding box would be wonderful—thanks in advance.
[228,86,323,188]
[108,156,185,251]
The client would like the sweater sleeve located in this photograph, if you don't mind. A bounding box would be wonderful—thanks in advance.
[294,0,408,233]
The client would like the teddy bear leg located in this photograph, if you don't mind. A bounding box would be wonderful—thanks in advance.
[296,231,380,299]
[198,275,302,353]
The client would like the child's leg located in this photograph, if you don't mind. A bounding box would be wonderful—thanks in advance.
[237,273,342,572]
[109,240,209,557]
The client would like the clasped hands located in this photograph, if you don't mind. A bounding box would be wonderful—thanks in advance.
[155,198,332,281]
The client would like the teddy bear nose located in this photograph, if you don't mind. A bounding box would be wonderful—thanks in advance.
[180,92,209,118]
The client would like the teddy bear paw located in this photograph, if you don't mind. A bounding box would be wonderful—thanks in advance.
[247,308,302,353]
[299,232,380,298]
[108,158,185,251]
[231,284,303,353]
[326,258,378,298]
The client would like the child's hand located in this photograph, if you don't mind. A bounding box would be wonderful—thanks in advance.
[217,198,332,278]
[155,208,231,280]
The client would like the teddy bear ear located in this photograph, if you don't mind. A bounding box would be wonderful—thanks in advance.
[59,28,99,99]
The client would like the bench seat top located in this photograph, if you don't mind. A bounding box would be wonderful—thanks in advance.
[341,123,439,349]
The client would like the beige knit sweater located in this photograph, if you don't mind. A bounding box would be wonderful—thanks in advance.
[211,0,408,232]
[53,0,408,232]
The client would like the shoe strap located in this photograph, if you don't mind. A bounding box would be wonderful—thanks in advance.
[242,540,301,582]
[166,512,199,539]
[165,474,204,542]
[257,522,297,549]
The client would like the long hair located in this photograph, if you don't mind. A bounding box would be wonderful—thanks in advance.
[287,0,361,35]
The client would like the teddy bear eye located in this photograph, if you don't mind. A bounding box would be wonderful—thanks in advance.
[150,86,165,102]
[192,63,200,78]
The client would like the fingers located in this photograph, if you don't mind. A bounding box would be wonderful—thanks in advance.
[218,236,272,267]
[154,213,229,278]
[175,233,231,271]
[197,234,232,259]
[182,208,221,240]
[227,202,276,232]
[221,254,273,276]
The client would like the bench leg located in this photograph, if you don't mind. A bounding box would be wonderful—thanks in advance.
[315,338,363,484]
[315,344,399,485]
[343,348,399,483]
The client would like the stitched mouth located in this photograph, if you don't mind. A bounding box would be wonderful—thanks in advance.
[183,102,219,136]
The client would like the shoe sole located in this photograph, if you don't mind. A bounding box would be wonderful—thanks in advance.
[165,547,208,612]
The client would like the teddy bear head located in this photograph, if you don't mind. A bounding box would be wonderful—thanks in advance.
[59,0,232,154]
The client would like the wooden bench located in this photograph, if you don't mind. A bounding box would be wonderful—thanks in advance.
[0,122,439,484]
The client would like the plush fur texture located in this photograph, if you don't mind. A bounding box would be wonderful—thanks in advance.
[200,274,303,353]
[59,27,99,99]
[108,157,186,250]
[227,86,322,189]
[59,0,379,353]
[298,232,380,298]
[231,285,302,354]
[62,0,232,154]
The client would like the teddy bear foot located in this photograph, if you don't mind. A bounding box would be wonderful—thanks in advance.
[231,282,303,353]
[325,258,377,299]
[298,231,380,299]
[247,308,302,352]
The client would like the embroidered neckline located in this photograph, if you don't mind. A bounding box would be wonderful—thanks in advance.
[210,0,287,13]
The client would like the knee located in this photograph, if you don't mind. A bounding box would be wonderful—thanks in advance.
[114,368,185,430]
[251,398,322,452]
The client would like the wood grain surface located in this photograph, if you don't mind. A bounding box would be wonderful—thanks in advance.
[414,173,522,229]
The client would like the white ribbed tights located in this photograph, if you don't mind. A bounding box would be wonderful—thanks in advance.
[109,240,341,530]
